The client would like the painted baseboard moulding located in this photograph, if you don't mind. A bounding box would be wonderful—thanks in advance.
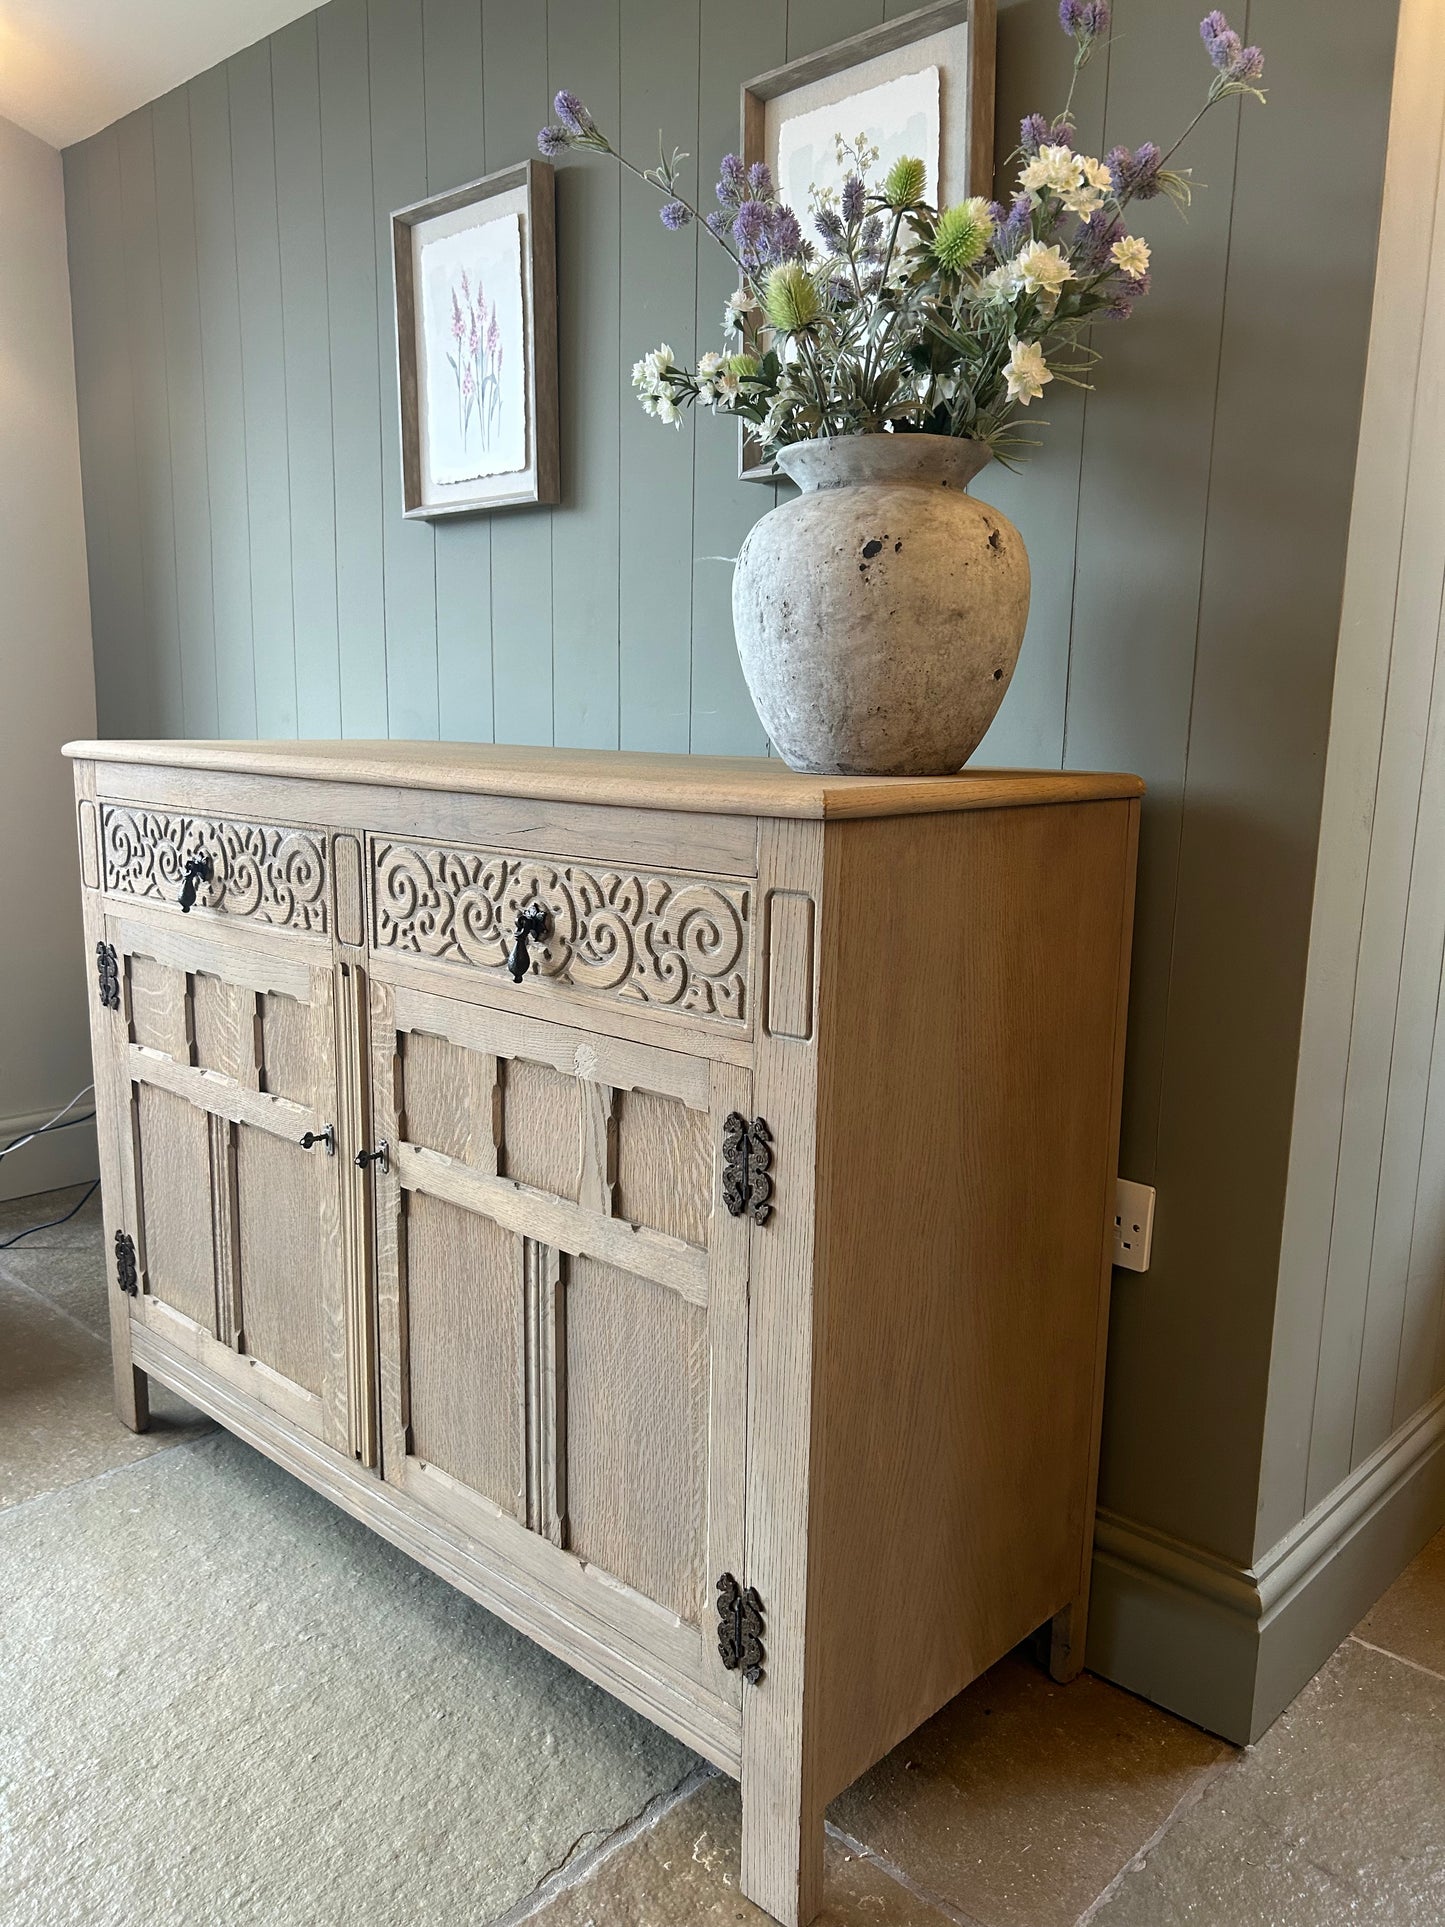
[1088,1386,1445,1742]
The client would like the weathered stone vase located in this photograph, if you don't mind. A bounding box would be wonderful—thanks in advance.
[731,432,1031,776]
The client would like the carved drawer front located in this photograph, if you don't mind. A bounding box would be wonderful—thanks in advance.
[102,804,328,935]
[368,979,750,1713]
[370,838,751,1030]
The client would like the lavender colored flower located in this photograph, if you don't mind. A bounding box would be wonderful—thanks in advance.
[748,160,774,198]
[1076,210,1124,270]
[537,125,569,158]
[814,205,846,251]
[1107,140,1162,200]
[1105,266,1150,319]
[1233,43,1265,80]
[705,209,732,242]
[996,194,1034,256]
[553,89,593,136]
[985,200,1006,226]
[1019,112,1050,155]
[1059,0,1085,30]
[1081,0,1110,33]
[859,215,884,262]
[827,274,854,306]
[770,206,804,261]
[660,199,692,231]
[841,174,866,225]
[1200,10,1242,69]
[733,199,769,260]
[716,153,747,209]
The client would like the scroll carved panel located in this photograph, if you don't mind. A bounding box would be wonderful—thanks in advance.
[372,841,750,1025]
[102,806,328,935]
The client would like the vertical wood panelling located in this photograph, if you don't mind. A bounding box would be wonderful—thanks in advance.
[318,0,388,735]
[369,0,439,739]
[685,0,781,757]
[423,0,495,744]
[230,43,298,738]
[617,0,699,753]
[549,0,622,749]
[152,89,219,737]
[273,13,342,738]
[190,64,257,737]
[482,0,553,746]
[117,109,185,738]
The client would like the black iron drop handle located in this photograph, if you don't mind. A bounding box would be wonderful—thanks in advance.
[178,849,213,914]
[506,904,550,983]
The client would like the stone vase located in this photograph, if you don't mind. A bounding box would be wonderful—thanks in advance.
[731,432,1031,776]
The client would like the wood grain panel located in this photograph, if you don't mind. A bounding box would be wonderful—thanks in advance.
[235,1125,329,1395]
[614,1087,711,1247]
[566,1254,707,1623]
[401,1028,497,1169]
[192,975,258,1085]
[260,991,321,1106]
[403,1190,525,1517]
[136,1081,215,1331]
[128,953,190,1060]
[501,1056,582,1199]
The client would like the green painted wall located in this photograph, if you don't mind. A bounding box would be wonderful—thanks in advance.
[63,0,1401,1625]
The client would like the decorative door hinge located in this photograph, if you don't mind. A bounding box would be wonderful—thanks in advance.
[716,1572,765,1684]
[114,1230,139,1297]
[722,1113,774,1224]
[95,941,120,1011]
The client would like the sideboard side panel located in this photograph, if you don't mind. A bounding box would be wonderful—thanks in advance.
[808,800,1139,1802]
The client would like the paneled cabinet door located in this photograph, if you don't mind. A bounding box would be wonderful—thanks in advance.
[368,979,750,1708]
[99,915,357,1453]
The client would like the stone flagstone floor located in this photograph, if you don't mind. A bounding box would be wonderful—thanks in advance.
[2,1181,1442,1925]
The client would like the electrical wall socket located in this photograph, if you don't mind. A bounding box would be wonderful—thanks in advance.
[1113,1178,1155,1272]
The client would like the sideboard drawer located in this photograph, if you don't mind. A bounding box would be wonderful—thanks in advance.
[368,835,755,1032]
[101,804,330,936]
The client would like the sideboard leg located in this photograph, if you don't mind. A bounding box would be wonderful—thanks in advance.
[1049,1596,1087,1683]
[740,1768,824,1927]
[115,1361,151,1433]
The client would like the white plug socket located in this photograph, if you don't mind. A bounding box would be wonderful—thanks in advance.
[1113,1178,1155,1272]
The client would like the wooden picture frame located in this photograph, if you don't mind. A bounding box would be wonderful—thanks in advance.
[392,158,559,517]
[738,0,996,481]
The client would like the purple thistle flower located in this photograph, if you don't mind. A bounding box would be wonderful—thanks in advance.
[1049,114,1077,150]
[537,125,569,158]
[1233,43,1265,81]
[814,205,846,251]
[748,160,774,198]
[1105,266,1150,319]
[717,153,747,209]
[1200,11,1241,69]
[1107,140,1162,200]
[1081,0,1110,33]
[997,194,1034,256]
[827,274,853,305]
[659,199,692,230]
[553,89,593,136]
[985,200,1006,226]
[769,206,804,262]
[841,174,866,224]
[733,199,769,260]
[1020,112,1050,154]
[859,215,884,262]
[705,209,732,242]
[1076,211,1124,271]
[1199,10,1229,43]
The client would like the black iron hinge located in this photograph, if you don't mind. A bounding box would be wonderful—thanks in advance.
[95,941,120,1011]
[721,1113,773,1223]
[716,1573,765,1684]
[114,1230,139,1297]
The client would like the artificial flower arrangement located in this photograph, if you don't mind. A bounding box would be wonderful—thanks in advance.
[540,5,1265,463]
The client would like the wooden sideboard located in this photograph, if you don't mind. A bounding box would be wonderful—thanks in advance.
[67,739,1140,1927]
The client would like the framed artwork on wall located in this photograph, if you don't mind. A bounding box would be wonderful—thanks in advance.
[739,0,996,480]
[392,158,559,517]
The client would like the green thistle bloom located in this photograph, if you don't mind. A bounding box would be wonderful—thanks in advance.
[882,155,926,207]
[932,197,995,273]
[761,263,821,335]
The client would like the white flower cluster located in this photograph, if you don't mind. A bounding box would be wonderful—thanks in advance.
[978,239,1074,317]
[631,343,682,424]
[1004,338,1052,406]
[695,350,742,407]
[1019,144,1113,220]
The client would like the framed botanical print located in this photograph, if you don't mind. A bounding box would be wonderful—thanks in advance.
[739,0,996,479]
[392,158,559,517]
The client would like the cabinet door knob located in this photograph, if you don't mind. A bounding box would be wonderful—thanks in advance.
[300,1125,335,1156]
[355,1141,390,1173]
[505,904,550,983]
[178,849,214,913]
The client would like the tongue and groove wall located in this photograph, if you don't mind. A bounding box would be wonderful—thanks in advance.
[61,0,1410,1740]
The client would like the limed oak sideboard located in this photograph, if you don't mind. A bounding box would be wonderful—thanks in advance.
[67,739,1141,1927]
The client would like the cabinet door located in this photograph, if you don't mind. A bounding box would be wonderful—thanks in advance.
[101,915,357,1453]
[368,979,750,1706]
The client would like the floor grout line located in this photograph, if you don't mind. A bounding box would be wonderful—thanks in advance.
[1349,1633,1445,1686]
[825,1822,994,1927]
[1072,1751,1238,1927]
[488,1763,719,1926]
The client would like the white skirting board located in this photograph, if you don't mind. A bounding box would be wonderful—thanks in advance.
[1087,1387,1445,1743]
[0,1105,100,1204]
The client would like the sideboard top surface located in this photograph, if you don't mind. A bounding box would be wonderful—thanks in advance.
[65,739,1144,820]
